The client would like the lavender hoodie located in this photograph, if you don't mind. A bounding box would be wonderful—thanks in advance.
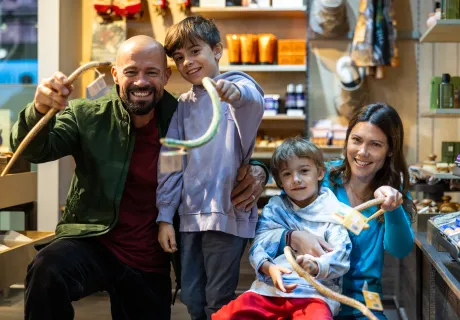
[156,71,264,238]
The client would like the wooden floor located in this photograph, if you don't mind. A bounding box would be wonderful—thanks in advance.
[0,288,402,320]
[0,289,191,320]
[0,244,401,319]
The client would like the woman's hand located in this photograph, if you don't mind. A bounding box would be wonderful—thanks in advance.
[290,230,333,257]
[231,164,266,211]
[374,186,403,211]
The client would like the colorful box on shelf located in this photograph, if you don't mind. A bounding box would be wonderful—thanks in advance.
[277,39,306,65]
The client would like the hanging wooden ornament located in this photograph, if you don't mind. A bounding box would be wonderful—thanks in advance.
[93,0,113,19]
[177,0,191,13]
[112,0,143,19]
[151,0,168,17]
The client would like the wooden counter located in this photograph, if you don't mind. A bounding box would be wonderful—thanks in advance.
[399,231,460,319]
[0,231,54,289]
[0,173,54,290]
[0,172,37,209]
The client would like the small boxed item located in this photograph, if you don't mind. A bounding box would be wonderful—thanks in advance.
[199,0,226,7]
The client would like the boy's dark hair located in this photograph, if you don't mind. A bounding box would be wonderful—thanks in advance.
[271,137,326,189]
[164,16,221,57]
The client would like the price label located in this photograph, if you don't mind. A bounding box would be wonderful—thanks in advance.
[333,206,368,235]
[363,290,383,311]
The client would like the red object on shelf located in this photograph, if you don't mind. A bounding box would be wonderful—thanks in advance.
[113,0,142,17]
[93,0,112,15]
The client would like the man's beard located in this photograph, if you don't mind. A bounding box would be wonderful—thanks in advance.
[122,85,159,116]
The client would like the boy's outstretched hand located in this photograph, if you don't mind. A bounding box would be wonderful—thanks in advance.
[296,254,319,276]
[215,79,241,103]
[158,222,177,253]
[260,261,298,293]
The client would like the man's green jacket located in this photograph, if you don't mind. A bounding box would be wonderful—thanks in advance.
[10,85,266,240]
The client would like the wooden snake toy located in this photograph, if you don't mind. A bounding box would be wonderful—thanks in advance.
[1,61,112,177]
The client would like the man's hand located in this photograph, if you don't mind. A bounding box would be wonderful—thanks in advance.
[34,72,74,114]
[231,164,266,211]
[296,255,319,276]
[158,222,177,253]
[260,261,298,293]
[290,230,333,257]
[215,79,241,103]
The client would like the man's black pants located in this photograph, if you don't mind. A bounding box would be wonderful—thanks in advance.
[25,238,171,320]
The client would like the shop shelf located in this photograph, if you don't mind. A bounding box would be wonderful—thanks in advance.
[420,168,460,180]
[165,64,306,72]
[0,231,55,289]
[190,7,306,19]
[420,20,460,43]
[253,152,273,160]
[252,146,342,160]
[311,30,420,41]
[420,109,460,118]
[262,115,305,120]
[220,65,306,72]
[0,172,37,209]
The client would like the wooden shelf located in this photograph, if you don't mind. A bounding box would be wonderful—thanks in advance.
[319,145,344,153]
[190,6,306,19]
[253,146,342,160]
[0,231,55,289]
[220,65,305,72]
[420,20,460,43]
[0,172,37,209]
[420,109,460,118]
[262,115,305,120]
[167,64,306,72]
[311,30,420,41]
[253,152,273,160]
[421,168,460,180]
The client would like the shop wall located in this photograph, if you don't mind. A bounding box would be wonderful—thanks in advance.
[308,0,419,166]
[418,1,460,164]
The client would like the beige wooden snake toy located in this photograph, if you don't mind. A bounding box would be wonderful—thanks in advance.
[1,61,111,177]
[284,198,387,320]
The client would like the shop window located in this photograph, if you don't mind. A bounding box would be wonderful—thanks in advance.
[0,0,37,156]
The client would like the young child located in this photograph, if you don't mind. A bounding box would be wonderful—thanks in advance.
[156,16,265,320]
[213,137,352,320]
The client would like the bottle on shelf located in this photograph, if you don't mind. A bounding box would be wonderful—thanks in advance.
[439,73,454,109]
[441,0,459,19]
[294,84,306,116]
[285,83,297,116]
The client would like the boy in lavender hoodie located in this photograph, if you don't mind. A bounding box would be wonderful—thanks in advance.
[156,16,265,320]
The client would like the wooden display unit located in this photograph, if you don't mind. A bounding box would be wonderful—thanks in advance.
[0,173,55,290]
[189,6,306,19]
[420,19,460,43]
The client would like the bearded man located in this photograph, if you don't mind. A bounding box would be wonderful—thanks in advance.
[11,35,267,320]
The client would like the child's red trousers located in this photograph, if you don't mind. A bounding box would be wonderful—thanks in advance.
[212,291,333,320]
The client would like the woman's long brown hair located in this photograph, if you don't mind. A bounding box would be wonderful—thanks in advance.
[330,103,416,220]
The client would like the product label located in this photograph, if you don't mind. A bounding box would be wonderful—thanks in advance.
[159,150,186,173]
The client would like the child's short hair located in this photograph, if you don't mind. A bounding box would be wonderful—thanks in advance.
[164,16,221,57]
[271,137,326,188]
